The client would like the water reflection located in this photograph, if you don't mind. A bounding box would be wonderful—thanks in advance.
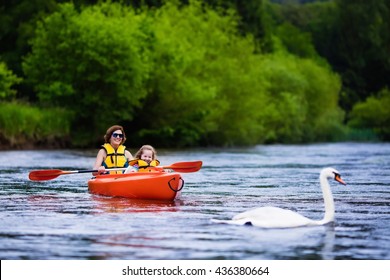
[212,223,336,260]
[26,194,63,212]
[91,195,184,213]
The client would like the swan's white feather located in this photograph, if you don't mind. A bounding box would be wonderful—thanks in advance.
[211,167,346,229]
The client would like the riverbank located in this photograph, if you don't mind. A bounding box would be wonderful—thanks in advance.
[0,134,70,150]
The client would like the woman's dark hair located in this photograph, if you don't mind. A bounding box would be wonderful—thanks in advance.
[104,125,127,144]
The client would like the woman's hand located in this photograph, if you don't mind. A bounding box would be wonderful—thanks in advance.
[93,166,106,176]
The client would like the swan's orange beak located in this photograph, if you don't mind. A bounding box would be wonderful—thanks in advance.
[335,175,346,185]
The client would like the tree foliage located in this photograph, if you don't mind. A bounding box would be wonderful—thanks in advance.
[272,0,390,112]
[23,2,151,144]
[335,0,390,110]
[7,0,388,147]
[0,61,22,100]
[19,0,346,147]
[123,1,343,146]
[131,1,267,146]
[0,0,63,78]
[256,52,344,143]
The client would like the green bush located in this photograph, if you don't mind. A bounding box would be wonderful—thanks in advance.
[348,88,390,140]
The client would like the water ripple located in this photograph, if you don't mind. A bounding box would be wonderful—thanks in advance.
[1,143,389,259]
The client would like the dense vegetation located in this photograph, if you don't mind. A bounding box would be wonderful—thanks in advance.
[0,0,389,149]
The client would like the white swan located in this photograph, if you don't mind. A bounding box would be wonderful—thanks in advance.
[211,167,346,228]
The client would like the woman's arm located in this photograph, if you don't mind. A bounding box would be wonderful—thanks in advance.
[125,150,134,161]
[93,149,106,175]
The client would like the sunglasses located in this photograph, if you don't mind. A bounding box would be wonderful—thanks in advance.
[112,133,124,139]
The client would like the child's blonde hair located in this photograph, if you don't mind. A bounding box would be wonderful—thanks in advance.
[134,145,157,160]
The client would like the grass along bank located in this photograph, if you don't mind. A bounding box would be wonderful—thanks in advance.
[0,102,72,150]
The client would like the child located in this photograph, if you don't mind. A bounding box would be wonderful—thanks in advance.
[124,145,160,173]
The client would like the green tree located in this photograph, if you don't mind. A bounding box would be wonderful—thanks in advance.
[273,0,390,112]
[0,0,65,100]
[200,0,274,52]
[23,2,151,145]
[334,0,390,111]
[274,22,319,60]
[258,52,344,143]
[20,0,346,147]
[0,61,22,100]
[129,1,345,146]
[129,1,270,146]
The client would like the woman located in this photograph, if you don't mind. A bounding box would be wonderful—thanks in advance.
[93,125,133,175]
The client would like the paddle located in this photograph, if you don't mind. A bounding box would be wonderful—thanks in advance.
[28,168,126,181]
[159,160,202,173]
[28,161,202,181]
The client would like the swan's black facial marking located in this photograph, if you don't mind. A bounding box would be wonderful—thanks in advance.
[333,171,346,185]
[244,221,253,226]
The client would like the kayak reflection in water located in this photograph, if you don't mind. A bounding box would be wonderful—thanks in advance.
[125,145,160,173]
[93,125,134,175]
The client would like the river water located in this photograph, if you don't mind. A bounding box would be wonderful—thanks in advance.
[0,143,389,260]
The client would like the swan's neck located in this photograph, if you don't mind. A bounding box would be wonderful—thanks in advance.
[320,173,335,224]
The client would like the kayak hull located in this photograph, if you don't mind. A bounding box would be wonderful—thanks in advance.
[88,171,184,201]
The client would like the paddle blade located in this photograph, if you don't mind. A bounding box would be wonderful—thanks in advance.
[28,169,65,181]
[165,161,202,173]
[28,168,125,181]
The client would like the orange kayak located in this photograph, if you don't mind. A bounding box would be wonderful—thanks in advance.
[88,170,184,201]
